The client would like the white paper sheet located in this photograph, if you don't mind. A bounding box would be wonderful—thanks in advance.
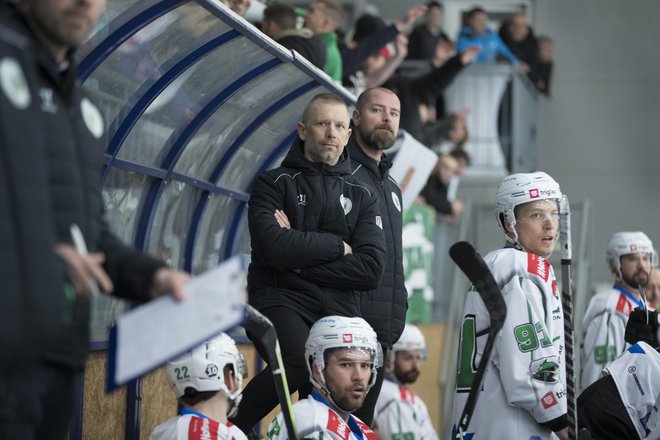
[107,256,246,390]
[389,130,439,211]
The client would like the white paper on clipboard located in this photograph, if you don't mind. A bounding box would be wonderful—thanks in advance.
[389,130,438,211]
[107,256,246,390]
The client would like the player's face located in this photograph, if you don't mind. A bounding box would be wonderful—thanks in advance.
[323,349,373,412]
[646,268,660,308]
[20,0,106,58]
[620,253,652,289]
[353,89,400,151]
[299,102,351,166]
[513,199,559,257]
[393,349,424,385]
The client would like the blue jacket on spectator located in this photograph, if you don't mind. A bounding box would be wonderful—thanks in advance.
[456,25,520,64]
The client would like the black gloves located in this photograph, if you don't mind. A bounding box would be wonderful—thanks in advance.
[624,307,659,348]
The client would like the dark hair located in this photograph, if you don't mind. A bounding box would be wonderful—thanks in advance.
[466,7,486,19]
[449,148,471,166]
[179,389,219,407]
[353,14,386,43]
[263,3,297,30]
[426,1,443,9]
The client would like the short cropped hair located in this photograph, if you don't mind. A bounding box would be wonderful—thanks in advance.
[449,148,471,166]
[355,87,398,112]
[263,3,297,30]
[427,1,443,9]
[302,93,348,125]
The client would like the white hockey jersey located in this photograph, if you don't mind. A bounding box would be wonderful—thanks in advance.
[266,393,378,440]
[452,248,567,440]
[604,341,660,440]
[150,413,248,440]
[373,378,438,440]
[581,286,655,391]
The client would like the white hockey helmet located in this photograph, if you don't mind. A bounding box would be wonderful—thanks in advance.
[305,316,382,393]
[387,324,427,372]
[607,231,657,277]
[495,171,562,244]
[166,333,246,415]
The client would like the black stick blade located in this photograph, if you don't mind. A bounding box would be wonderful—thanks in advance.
[450,241,507,330]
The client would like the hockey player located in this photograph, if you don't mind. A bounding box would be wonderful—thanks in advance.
[151,333,248,440]
[578,307,660,440]
[452,171,568,440]
[373,324,438,440]
[266,316,380,440]
[580,231,656,391]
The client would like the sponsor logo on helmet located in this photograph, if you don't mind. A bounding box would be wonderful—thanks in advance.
[541,391,557,409]
[529,188,540,198]
[205,363,219,378]
[342,333,353,344]
[630,244,638,252]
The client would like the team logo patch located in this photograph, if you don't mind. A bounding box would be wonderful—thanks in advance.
[616,294,632,315]
[81,98,104,139]
[541,391,557,409]
[340,194,352,215]
[0,57,30,109]
[205,362,218,377]
[527,253,550,281]
[342,333,353,343]
[391,191,401,212]
[297,194,307,206]
[375,215,383,229]
[39,88,57,113]
[529,188,540,198]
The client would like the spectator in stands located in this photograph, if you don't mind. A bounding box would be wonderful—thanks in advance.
[341,5,427,87]
[352,33,409,95]
[456,7,520,65]
[407,1,450,60]
[499,13,537,74]
[231,93,386,433]
[151,333,248,440]
[420,110,470,151]
[383,45,480,143]
[228,0,251,17]
[536,36,554,96]
[418,153,464,224]
[261,3,327,70]
[304,0,345,81]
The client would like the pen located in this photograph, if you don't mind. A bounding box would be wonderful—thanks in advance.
[70,223,101,297]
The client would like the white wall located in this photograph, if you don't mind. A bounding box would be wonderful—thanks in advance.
[534,0,660,285]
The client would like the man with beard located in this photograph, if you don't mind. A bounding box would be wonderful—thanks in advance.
[373,324,438,440]
[581,231,657,391]
[266,316,381,440]
[346,87,407,425]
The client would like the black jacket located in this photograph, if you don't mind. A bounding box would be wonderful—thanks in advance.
[277,28,327,70]
[347,138,407,347]
[0,5,165,371]
[247,138,386,324]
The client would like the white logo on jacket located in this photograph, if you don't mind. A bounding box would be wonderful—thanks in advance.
[340,194,352,215]
[0,57,30,109]
[81,97,104,139]
[297,194,307,205]
[39,88,57,113]
[391,191,401,212]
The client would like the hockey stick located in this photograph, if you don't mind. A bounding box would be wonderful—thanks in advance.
[450,241,507,440]
[243,305,299,440]
[559,196,577,440]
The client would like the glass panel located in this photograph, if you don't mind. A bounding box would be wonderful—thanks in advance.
[191,196,241,274]
[148,181,202,269]
[234,212,252,256]
[118,36,273,168]
[217,88,322,191]
[82,3,232,145]
[102,168,153,244]
[171,62,299,180]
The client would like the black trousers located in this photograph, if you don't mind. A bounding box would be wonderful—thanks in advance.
[0,362,77,440]
[578,374,640,440]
